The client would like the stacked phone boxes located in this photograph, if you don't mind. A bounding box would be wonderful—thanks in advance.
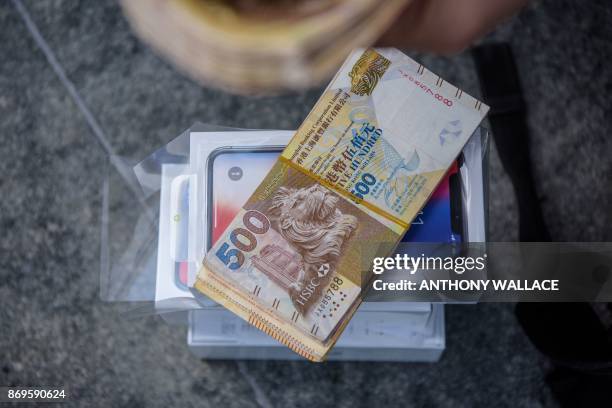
[189,304,444,362]
[155,129,486,362]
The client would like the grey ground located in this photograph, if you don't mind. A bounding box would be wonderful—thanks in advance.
[1,0,611,407]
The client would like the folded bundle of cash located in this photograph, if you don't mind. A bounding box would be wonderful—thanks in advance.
[194,48,488,361]
[120,0,409,93]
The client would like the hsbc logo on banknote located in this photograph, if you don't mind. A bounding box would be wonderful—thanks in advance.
[318,263,330,278]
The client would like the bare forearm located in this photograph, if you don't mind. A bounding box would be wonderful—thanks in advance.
[377,0,530,53]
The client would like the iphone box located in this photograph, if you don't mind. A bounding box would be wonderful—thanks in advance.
[155,129,485,312]
[155,129,486,361]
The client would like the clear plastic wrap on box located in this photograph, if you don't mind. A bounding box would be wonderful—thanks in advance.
[99,122,488,360]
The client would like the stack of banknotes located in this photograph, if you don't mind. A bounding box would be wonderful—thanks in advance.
[120,0,409,93]
[193,48,489,361]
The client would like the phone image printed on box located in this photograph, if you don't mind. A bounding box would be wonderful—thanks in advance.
[207,147,281,248]
[206,147,462,251]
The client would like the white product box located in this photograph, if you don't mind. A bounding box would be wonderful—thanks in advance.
[188,304,445,362]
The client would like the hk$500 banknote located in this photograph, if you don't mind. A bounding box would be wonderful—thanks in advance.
[194,48,489,361]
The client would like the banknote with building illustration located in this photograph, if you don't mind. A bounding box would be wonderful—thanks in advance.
[194,48,489,361]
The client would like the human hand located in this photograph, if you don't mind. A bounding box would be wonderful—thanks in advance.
[377,0,529,54]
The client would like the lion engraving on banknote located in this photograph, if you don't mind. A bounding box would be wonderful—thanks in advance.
[349,49,391,96]
[267,183,358,313]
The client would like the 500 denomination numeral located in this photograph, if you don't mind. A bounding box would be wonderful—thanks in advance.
[215,210,270,270]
